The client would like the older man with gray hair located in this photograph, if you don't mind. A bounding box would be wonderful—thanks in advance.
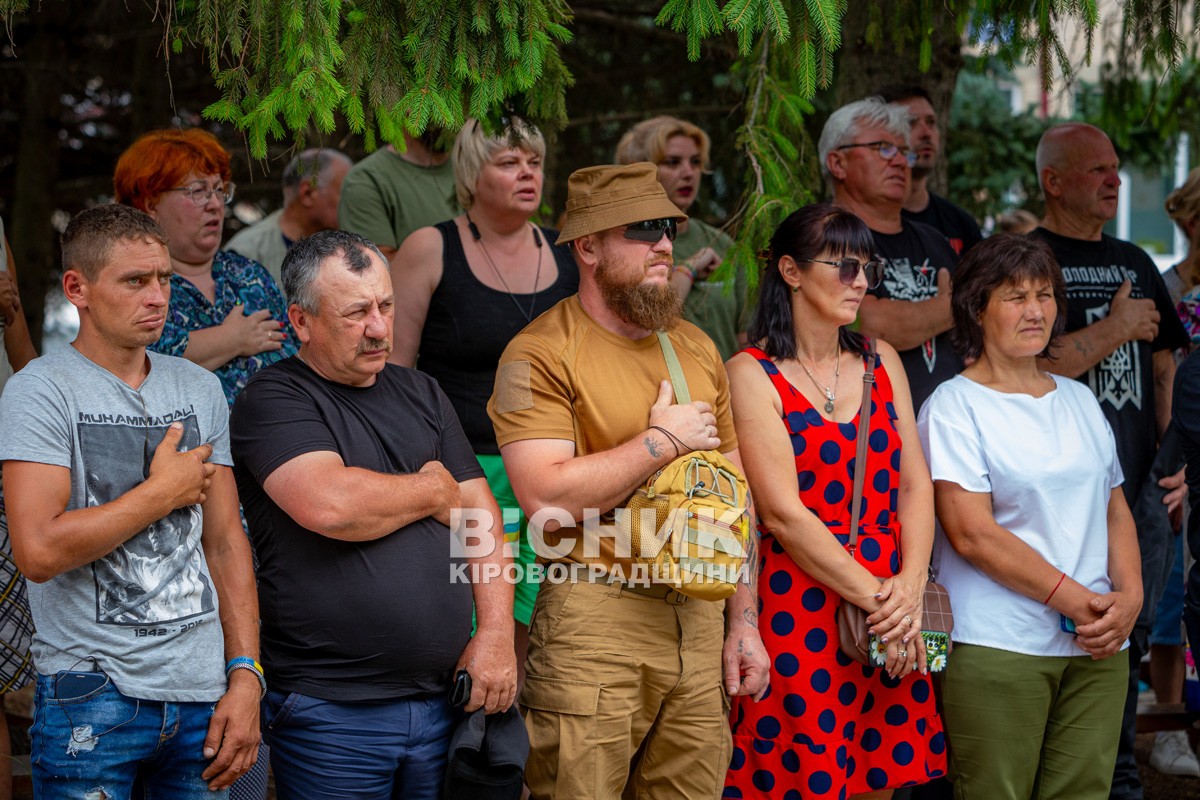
[226,148,352,284]
[821,96,962,412]
[229,229,514,799]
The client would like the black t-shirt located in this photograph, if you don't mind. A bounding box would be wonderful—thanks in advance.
[901,192,983,257]
[230,358,483,701]
[1033,227,1189,504]
[418,222,578,454]
[1173,351,1200,596]
[868,219,964,414]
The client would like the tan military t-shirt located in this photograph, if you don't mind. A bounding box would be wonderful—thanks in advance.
[488,295,736,571]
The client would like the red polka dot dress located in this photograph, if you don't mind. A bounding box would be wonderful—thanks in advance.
[724,345,946,799]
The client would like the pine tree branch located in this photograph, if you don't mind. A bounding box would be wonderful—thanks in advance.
[747,35,769,196]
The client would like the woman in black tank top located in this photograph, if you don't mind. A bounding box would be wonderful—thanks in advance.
[388,117,578,691]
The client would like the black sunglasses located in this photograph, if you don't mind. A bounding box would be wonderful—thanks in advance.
[809,257,884,289]
[623,218,678,243]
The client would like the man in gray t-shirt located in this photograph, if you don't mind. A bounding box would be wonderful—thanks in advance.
[0,205,260,797]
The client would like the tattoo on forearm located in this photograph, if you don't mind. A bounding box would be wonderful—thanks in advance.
[742,607,758,627]
[1073,336,1091,357]
[742,522,760,595]
[644,436,662,458]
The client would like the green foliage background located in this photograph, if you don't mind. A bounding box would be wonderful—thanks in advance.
[947,65,1050,222]
[0,0,1196,322]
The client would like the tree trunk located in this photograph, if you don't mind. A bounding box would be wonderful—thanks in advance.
[834,0,965,194]
[10,20,65,352]
[131,25,174,137]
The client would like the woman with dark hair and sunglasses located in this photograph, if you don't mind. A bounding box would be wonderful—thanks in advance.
[916,234,1138,799]
[115,129,296,405]
[724,203,945,799]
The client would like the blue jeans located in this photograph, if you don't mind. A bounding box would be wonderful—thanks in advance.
[1150,534,1186,645]
[31,671,223,799]
[263,689,455,800]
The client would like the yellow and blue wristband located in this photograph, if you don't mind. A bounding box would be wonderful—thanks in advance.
[226,656,267,698]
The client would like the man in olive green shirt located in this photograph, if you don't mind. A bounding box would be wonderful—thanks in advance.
[337,131,458,260]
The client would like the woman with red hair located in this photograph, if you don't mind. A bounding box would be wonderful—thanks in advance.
[115,128,295,404]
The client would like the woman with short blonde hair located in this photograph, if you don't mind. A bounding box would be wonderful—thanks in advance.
[390,118,577,683]
[615,116,748,359]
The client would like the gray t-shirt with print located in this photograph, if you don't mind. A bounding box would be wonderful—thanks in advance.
[0,346,232,702]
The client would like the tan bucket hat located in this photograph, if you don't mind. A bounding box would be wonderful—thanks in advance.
[556,162,687,245]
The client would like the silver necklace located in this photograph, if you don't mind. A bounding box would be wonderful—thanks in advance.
[798,345,841,414]
[468,214,543,324]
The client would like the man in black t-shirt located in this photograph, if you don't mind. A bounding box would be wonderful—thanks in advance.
[1032,122,1190,800]
[877,84,983,257]
[230,230,515,800]
[819,96,963,413]
[1172,351,1200,664]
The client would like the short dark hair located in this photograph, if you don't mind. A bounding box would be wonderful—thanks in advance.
[281,229,387,313]
[749,203,874,360]
[281,148,351,201]
[874,84,933,105]
[61,204,169,281]
[950,233,1067,361]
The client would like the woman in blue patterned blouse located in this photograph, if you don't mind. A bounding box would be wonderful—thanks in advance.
[115,129,297,404]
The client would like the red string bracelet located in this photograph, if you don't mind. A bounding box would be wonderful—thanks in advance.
[1044,571,1066,604]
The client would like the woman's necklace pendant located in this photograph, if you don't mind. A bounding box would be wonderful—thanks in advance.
[823,395,835,414]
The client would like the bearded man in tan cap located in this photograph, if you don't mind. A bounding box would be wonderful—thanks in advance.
[488,162,769,799]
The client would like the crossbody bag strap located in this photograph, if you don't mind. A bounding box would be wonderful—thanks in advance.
[656,330,692,405]
[847,337,877,556]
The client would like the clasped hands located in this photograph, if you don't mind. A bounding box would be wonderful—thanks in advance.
[1069,589,1140,660]
[863,571,927,679]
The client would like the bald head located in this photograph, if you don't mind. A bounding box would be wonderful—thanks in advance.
[1035,123,1111,192]
[1036,123,1121,239]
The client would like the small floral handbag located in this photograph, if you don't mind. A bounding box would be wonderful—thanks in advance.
[835,338,953,670]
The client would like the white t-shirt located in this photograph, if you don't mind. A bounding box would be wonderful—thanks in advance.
[918,374,1125,657]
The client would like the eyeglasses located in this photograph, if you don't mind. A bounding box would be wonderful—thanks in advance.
[164,181,236,207]
[623,218,678,243]
[810,257,884,289]
[835,141,918,168]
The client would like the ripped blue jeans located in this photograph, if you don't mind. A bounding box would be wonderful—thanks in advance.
[30,671,224,800]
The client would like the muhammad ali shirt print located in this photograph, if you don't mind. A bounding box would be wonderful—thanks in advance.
[868,220,963,415]
[79,411,215,625]
[1034,228,1188,499]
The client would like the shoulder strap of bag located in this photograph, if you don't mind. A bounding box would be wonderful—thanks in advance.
[656,330,692,405]
[847,338,877,556]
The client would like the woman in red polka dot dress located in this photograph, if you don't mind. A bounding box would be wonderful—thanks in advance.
[723,204,946,799]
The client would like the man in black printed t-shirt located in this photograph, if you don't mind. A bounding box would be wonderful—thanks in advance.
[1032,122,1189,800]
[876,84,983,257]
[819,96,962,414]
[230,230,515,800]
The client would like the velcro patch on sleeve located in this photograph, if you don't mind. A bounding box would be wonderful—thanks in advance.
[494,360,534,413]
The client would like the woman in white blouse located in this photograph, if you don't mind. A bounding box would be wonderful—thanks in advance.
[917,233,1141,800]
